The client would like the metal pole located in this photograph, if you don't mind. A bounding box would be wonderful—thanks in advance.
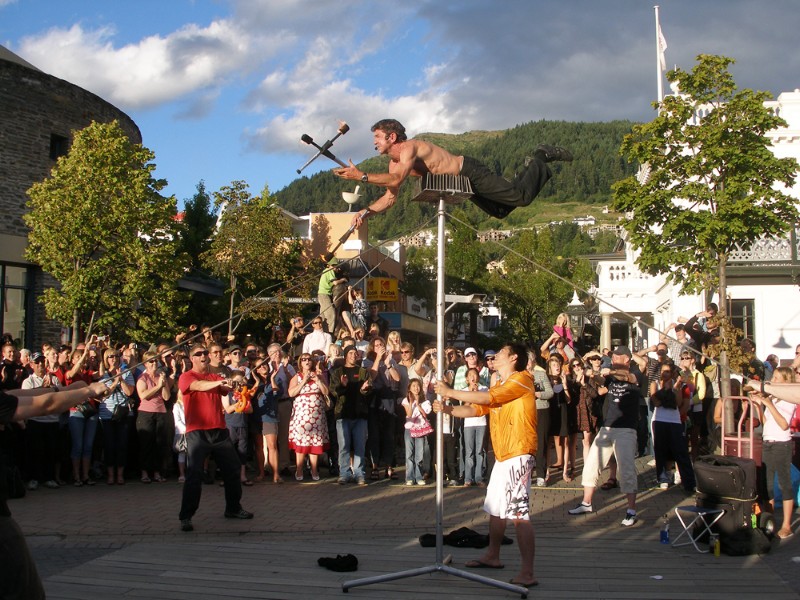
[435,196,446,564]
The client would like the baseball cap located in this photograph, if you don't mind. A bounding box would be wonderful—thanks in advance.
[612,345,632,357]
[31,351,45,363]
[464,347,477,357]
[484,350,496,358]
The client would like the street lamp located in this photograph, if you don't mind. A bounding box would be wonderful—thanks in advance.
[566,290,586,331]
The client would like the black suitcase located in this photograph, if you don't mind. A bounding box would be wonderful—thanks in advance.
[694,455,757,537]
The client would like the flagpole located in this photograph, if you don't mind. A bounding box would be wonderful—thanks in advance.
[655,5,664,105]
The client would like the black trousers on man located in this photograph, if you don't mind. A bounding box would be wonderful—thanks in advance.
[179,428,243,520]
[460,155,551,218]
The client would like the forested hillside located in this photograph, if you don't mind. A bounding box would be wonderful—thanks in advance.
[274,120,638,240]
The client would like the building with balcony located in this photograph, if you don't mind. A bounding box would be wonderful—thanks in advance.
[591,88,800,363]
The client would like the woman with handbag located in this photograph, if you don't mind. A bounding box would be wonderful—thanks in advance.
[287,353,330,481]
[98,348,135,485]
[136,351,172,483]
[66,348,99,486]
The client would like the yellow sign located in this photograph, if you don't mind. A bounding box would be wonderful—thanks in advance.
[366,277,398,301]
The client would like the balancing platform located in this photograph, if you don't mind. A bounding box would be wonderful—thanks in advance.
[412,173,473,204]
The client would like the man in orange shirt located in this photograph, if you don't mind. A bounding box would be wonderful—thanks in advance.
[434,342,538,588]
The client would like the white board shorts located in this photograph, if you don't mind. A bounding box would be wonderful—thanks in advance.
[483,454,534,521]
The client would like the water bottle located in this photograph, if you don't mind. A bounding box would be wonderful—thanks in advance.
[660,514,670,544]
[709,533,720,557]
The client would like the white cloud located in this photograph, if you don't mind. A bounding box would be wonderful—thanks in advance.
[17,19,283,110]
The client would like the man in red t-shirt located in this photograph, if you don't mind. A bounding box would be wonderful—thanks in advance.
[178,344,253,532]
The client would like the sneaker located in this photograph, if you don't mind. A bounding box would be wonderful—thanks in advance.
[44,480,60,489]
[568,502,593,515]
[533,144,573,163]
[621,511,638,527]
[180,519,194,532]
[405,480,414,486]
[355,478,367,486]
[536,478,546,487]
[659,482,669,490]
[224,508,254,520]
[337,477,351,485]
[27,480,38,491]
[417,480,427,486]
[673,471,682,486]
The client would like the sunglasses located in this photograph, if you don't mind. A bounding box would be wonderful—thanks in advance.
[401,350,412,354]
[107,354,120,358]
[312,321,323,325]
[193,351,209,357]
[300,357,312,362]
[485,357,495,360]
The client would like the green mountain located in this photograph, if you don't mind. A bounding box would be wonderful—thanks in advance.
[274,120,638,240]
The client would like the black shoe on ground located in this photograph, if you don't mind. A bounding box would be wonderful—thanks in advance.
[318,553,358,572]
[533,144,573,163]
[224,508,254,520]
[180,519,194,532]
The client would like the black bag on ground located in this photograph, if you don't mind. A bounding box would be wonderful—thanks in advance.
[694,454,758,538]
[721,527,772,556]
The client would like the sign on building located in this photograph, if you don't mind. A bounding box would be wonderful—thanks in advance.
[366,277,398,301]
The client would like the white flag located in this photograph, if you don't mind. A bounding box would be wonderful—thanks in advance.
[658,23,668,71]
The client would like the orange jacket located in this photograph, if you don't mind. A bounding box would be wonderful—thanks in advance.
[473,370,537,462]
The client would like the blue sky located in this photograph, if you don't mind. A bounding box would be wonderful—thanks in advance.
[2,0,799,207]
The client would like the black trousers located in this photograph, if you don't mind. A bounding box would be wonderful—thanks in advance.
[179,429,242,520]
[535,408,550,479]
[24,420,59,482]
[367,406,396,468]
[653,420,696,490]
[461,155,551,218]
[136,411,169,474]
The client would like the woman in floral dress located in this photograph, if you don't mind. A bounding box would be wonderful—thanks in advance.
[287,353,330,481]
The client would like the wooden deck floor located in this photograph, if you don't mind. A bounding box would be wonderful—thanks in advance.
[40,530,800,600]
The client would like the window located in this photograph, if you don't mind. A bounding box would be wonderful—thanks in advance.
[1,264,29,345]
[730,299,755,341]
[49,133,69,160]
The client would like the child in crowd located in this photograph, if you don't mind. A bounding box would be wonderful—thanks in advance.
[462,368,487,486]
[402,379,432,485]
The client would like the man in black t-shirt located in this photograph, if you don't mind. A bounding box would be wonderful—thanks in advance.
[329,346,372,485]
[568,346,641,527]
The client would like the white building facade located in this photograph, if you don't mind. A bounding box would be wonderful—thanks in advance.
[594,89,800,364]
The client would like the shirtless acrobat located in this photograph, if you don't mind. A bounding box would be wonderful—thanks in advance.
[333,118,572,227]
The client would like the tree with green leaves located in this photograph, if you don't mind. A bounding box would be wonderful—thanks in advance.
[202,181,301,335]
[489,227,574,343]
[25,120,187,346]
[613,54,799,392]
[179,181,216,270]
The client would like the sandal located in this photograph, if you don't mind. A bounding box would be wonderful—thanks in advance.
[563,471,573,483]
[387,468,398,480]
[600,478,619,490]
[141,476,152,484]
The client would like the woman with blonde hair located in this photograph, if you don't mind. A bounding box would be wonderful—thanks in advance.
[136,351,172,483]
[98,348,135,485]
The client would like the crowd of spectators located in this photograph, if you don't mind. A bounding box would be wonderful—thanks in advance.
[0,297,796,539]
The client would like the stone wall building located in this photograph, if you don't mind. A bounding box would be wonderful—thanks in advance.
[0,45,141,348]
